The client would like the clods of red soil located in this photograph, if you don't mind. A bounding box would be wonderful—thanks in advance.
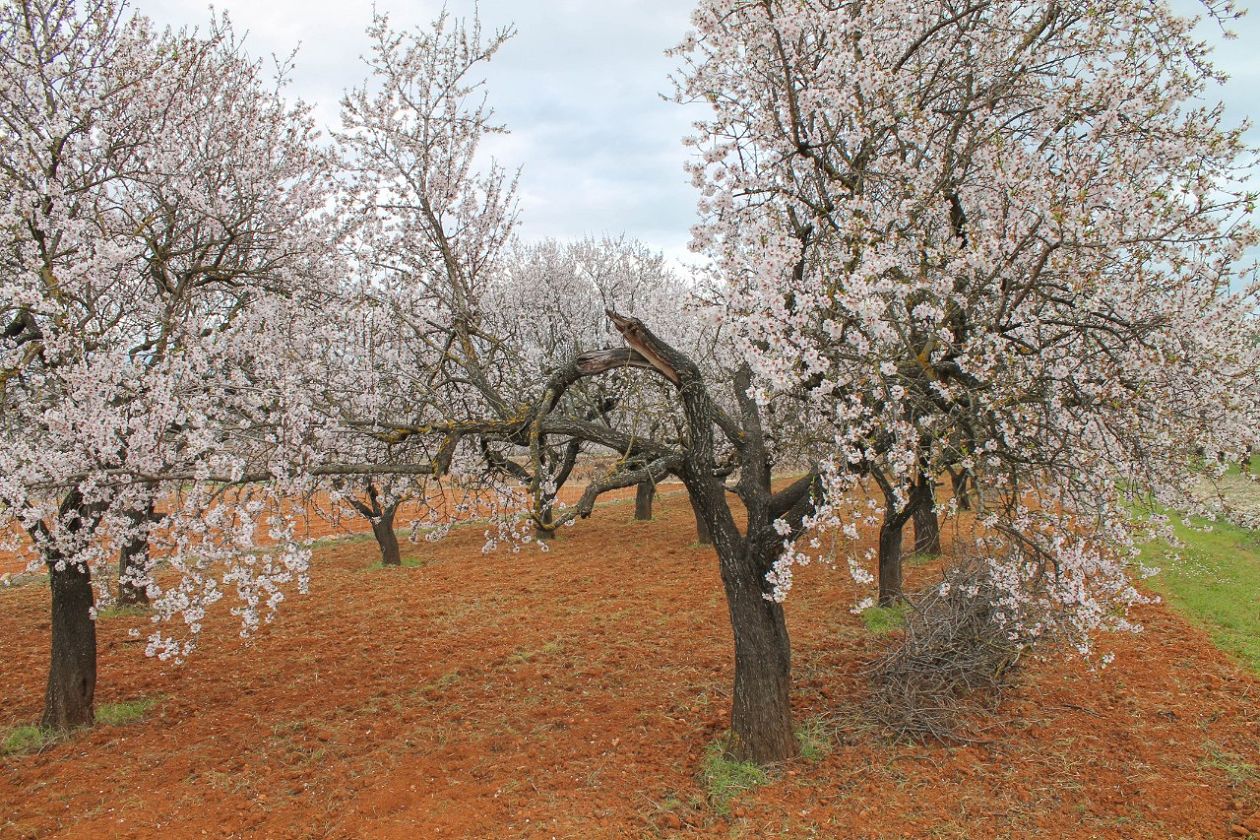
[2,489,1258,839]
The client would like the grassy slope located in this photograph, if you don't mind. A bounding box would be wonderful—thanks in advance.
[1140,510,1260,674]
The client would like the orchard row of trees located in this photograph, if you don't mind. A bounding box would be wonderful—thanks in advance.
[2,0,1258,764]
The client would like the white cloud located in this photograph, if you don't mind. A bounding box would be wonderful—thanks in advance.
[142,0,705,261]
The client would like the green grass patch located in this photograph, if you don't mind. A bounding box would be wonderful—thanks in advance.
[699,736,769,815]
[1138,510,1260,674]
[1201,741,1258,786]
[861,604,908,634]
[95,697,157,726]
[795,716,833,762]
[1,725,57,756]
[368,554,429,570]
[421,669,463,694]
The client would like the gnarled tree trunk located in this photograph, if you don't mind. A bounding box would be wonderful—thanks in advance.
[912,477,941,557]
[35,490,101,731]
[117,499,155,607]
[534,502,555,541]
[634,480,655,520]
[691,494,712,545]
[372,502,402,566]
[875,470,936,605]
[350,484,410,565]
[678,467,799,764]
[720,542,796,763]
[873,474,915,606]
[43,554,96,729]
[877,518,905,606]
[539,314,815,764]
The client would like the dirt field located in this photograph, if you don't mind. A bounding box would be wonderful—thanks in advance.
[2,489,1259,839]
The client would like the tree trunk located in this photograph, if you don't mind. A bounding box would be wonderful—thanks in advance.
[719,544,797,764]
[912,481,941,557]
[591,319,799,764]
[372,503,402,566]
[535,502,555,541]
[878,518,904,606]
[691,495,712,545]
[42,554,97,730]
[117,501,154,607]
[634,480,655,521]
[681,467,798,764]
[949,469,972,511]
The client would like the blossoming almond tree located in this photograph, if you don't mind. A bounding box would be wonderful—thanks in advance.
[292,290,473,567]
[675,0,1260,640]
[482,236,700,532]
[329,8,549,558]
[330,8,828,763]
[0,0,334,729]
[333,11,689,559]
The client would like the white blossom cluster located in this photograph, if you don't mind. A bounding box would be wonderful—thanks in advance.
[0,0,333,658]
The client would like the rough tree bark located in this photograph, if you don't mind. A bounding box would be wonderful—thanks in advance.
[948,467,972,511]
[716,537,796,762]
[877,517,906,607]
[438,312,817,764]
[634,480,655,520]
[35,490,99,730]
[371,503,402,566]
[601,318,806,763]
[117,497,155,607]
[690,494,713,545]
[43,554,97,730]
[874,471,932,606]
[912,475,941,556]
[350,483,405,566]
[534,504,555,541]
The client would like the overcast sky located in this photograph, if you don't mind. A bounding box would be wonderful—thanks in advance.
[141,0,1259,268]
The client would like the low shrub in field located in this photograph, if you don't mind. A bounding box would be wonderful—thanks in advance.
[867,559,1040,742]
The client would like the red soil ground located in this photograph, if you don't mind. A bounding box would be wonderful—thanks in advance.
[2,489,1258,838]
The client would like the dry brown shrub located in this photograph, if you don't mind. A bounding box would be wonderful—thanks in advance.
[866,557,1050,743]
